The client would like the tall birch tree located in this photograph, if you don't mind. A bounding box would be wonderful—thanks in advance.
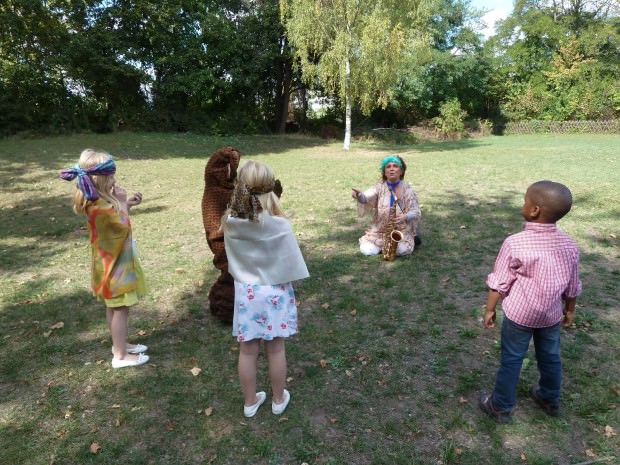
[281,0,428,150]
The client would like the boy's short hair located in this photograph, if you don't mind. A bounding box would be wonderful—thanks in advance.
[528,180,573,223]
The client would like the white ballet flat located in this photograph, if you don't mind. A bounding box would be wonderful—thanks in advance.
[272,389,290,415]
[111,353,149,369]
[111,344,148,355]
[244,391,266,418]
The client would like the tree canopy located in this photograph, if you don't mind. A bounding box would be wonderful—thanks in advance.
[0,0,618,138]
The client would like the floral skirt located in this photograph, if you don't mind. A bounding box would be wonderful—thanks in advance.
[232,281,298,342]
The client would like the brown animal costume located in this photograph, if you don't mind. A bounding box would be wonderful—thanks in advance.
[202,147,241,324]
[201,147,284,323]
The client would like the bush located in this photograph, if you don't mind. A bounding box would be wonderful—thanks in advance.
[432,98,468,140]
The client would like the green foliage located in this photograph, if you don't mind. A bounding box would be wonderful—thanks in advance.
[432,97,467,138]
[491,0,620,122]
[0,0,296,136]
[282,0,428,114]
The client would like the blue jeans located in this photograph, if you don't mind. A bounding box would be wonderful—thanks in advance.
[492,317,562,412]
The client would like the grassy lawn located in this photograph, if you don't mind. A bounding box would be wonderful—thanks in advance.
[0,132,619,465]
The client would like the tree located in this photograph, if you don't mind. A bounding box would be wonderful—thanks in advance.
[489,0,620,121]
[281,0,428,150]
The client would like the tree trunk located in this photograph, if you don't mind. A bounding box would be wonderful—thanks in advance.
[277,58,293,134]
[343,57,351,151]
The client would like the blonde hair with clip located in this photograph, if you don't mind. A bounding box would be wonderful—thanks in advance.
[71,149,123,215]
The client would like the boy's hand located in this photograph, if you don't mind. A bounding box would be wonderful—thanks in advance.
[352,188,361,200]
[483,308,496,329]
[562,308,575,328]
[562,297,577,328]
[127,192,143,207]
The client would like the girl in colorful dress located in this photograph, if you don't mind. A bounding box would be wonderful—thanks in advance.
[60,149,149,369]
[223,160,309,417]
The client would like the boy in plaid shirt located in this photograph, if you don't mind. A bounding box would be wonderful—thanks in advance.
[479,181,582,423]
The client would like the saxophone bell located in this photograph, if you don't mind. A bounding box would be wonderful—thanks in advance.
[390,229,403,243]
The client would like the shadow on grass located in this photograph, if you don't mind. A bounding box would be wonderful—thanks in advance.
[1,176,618,464]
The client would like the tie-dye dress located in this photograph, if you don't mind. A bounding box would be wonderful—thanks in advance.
[86,199,146,302]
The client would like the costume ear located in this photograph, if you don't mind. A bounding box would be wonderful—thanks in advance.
[274,179,283,198]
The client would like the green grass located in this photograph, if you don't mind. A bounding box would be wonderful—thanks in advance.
[1,132,619,464]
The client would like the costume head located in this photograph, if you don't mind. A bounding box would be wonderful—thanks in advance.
[204,146,241,188]
[525,180,573,223]
[380,155,407,181]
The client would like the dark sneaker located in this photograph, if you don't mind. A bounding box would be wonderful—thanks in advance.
[530,386,560,417]
[479,392,511,423]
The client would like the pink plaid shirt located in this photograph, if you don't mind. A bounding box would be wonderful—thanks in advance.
[487,222,582,328]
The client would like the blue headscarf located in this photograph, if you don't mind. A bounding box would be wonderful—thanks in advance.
[59,157,116,201]
[381,156,404,207]
[380,155,403,173]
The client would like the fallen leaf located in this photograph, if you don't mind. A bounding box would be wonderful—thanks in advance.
[205,406,213,416]
[604,425,616,437]
[50,322,64,329]
[350,309,357,316]
[137,330,147,336]
[208,455,217,465]
[190,367,202,376]
[321,303,330,309]
[460,225,467,229]
[110,404,121,409]
[345,370,353,378]
[585,449,596,457]
[286,376,294,383]
[175,268,185,274]
[458,396,468,404]
[115,416,123,427]
[90,442,102,454]
[330,417,337,424]
[43,331,52,338]
[278,416,288,422]
[320,359,327,368]
[521,452,527,461]
[610,233,617,239]
[455,448,463,455]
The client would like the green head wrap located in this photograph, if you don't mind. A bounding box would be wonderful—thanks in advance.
[380,155,403,173]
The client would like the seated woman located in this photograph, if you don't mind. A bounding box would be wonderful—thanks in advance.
[352,155,421,257]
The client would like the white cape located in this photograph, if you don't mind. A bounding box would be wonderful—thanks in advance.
[224,214,310,285]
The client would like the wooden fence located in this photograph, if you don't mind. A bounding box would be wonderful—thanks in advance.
[504,120,620,134]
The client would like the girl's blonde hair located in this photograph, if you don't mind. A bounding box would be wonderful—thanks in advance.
[237,160,285,217]
[72,149,123,215]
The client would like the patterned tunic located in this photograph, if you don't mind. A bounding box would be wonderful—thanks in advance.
[358,182,421,254]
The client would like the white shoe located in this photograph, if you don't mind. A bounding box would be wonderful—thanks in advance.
[272,389,290,415]
[111,344,148,355]
[243,391,266,418]
[111,353,149,369]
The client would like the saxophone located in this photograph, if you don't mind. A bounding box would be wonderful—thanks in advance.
[382,187,403,261]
